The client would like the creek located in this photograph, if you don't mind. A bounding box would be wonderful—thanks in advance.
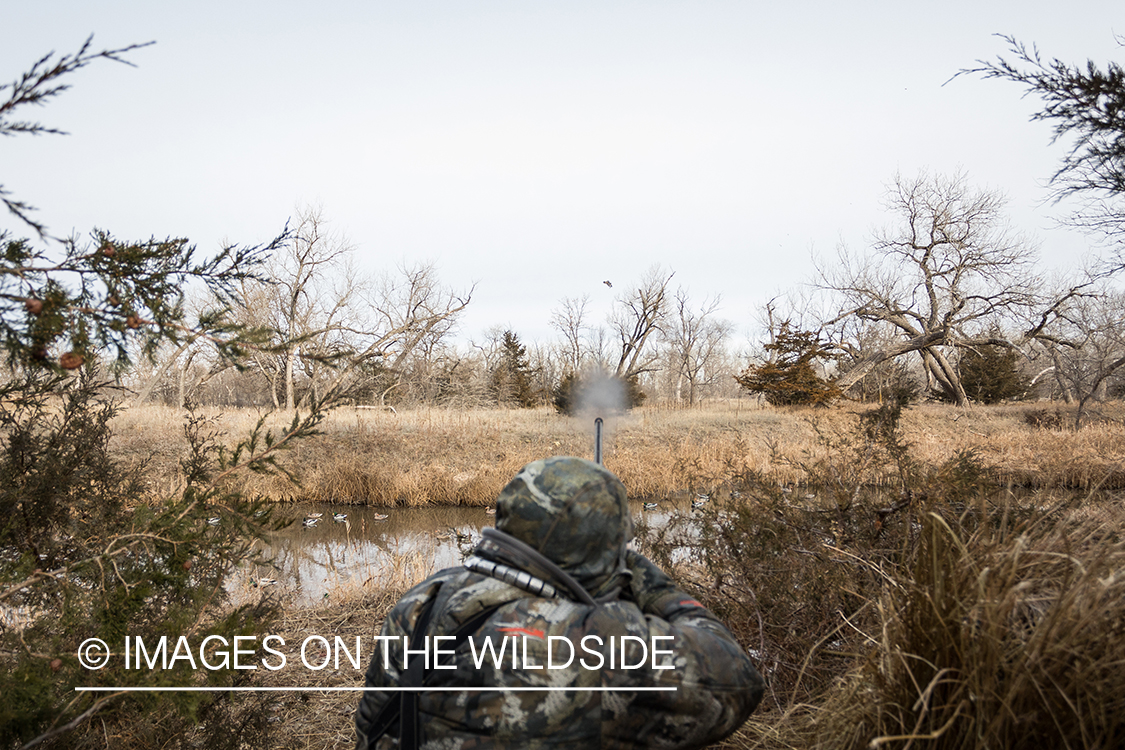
[234,501,691,605]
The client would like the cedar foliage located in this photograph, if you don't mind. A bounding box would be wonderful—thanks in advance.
[490,330,536,407]
[735,322,841,406]
[959,343,1029,403]
[968,35,1125,253]
[0,37,329,749]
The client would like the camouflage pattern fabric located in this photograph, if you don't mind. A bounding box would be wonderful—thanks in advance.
[493,455,632,600]
[355,457,764,749]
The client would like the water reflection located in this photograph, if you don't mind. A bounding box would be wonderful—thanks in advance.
[234,506,487,605]
[234,500,700,605]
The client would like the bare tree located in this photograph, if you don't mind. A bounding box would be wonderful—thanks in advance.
[316,261,472,405]
[663,288,733,404]
[524,339,562,405]
[1031,286,1125,424]
[610,265,675,379]
[821,172,1048,405]
[586,325,615,372]
[234,206,471,409]
[236,204,358,409]
[237,278,286,407]
[550,294,590,373]
[128,289,236,406]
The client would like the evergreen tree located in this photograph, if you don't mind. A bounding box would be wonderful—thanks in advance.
[959,344,1029,404]
[0,38,327,748]
[552,371,580,415]
[735,323,841,406]
[491,330,536,407]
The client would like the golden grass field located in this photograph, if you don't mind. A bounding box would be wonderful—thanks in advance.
[109,399,1125,506]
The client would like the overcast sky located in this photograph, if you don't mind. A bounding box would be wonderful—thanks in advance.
[3,2,1122,349]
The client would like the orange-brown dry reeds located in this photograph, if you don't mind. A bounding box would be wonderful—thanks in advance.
[109,401,1125,506]
[753,506,1125,750]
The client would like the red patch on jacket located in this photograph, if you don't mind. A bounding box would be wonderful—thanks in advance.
[497,626,545,639]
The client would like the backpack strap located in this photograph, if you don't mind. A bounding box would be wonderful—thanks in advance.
[362,587,507,749]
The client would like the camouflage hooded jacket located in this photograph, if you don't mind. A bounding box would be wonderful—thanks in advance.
[355,457,764,749]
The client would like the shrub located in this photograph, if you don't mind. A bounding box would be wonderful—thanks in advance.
[0,38,329,748]
[799,509,1125,749]
[959,343,1029,403]
[0,374,314,748]
[639,394,1125,749]
[735,323,841,406]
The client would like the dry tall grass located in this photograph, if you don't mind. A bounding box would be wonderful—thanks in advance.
[726,504,1125,750]
[110,400,1125,506]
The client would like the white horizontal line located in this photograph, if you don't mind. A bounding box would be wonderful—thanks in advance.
[75,686,677,693]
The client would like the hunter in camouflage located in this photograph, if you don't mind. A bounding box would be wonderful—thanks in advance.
[355,456,764,749]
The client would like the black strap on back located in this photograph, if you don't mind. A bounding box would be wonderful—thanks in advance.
[363,587,505,750]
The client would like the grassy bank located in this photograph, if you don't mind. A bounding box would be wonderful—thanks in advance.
[110,400,1125,506]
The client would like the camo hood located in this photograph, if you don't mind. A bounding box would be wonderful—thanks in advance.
[492,456,632,599]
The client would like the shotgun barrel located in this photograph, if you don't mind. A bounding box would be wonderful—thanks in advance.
[594,417,603,465]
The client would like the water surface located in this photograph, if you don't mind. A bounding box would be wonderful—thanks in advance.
[236,499,697,605]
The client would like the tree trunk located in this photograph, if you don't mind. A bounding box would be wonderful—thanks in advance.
[833,330,945,391]
[921,347,969,406]
[130,335,200,406]
[285,346,296,410]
